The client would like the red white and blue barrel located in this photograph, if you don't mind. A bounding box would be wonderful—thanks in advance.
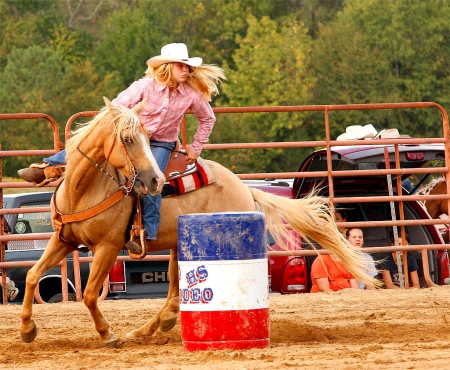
[178,212,270,351]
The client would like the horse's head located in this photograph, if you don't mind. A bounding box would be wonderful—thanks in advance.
[103,97,165,196]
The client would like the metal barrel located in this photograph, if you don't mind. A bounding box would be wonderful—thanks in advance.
[178,212,270,351]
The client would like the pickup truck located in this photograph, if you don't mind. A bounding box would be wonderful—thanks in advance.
[247,142,450,293]
[1,192,170,303]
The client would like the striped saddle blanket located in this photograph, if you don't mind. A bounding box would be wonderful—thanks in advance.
[161,157,215,198]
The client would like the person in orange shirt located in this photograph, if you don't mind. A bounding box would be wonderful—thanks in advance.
[310,253,360,293]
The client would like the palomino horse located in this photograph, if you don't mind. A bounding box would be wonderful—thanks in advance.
[20,98,376,347]
[423,178,449,243]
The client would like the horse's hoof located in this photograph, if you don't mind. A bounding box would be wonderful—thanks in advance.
[159,315,177,332]
[100,334,119,348]
[125,329,138,340]
[20,320,37,343]
[155,335,170,345]
[153,328,171,345]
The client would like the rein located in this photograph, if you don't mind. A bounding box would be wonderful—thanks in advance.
[76,144,138,195]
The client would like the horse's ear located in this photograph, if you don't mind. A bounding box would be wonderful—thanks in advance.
[103,97,121,117]
[103,96,112,107]
[133,98,147,115]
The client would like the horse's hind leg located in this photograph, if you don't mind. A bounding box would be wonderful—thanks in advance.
[83,246,121,347]
[126,248,180,340]
[20,235,73,343]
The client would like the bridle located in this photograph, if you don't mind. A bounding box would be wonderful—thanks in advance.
[77,118,145,195]
[51,117,147,246]
[76,135,139,196]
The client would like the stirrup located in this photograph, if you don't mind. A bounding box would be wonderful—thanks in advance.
[39,164,65,186]
[127,229,147,259]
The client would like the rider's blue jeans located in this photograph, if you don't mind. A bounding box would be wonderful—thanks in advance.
[141,141,176,240]
[44,150,67,166]
[43,140,176,240]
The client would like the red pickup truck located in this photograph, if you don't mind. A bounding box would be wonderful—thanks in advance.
[247,142,450,293]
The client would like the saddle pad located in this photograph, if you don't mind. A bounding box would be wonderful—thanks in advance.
[162,157,215,198]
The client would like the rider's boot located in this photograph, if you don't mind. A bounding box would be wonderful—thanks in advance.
[125,240,143,255]
[18,163,65,186]
[125,233,149,259]
[17,163,47,184]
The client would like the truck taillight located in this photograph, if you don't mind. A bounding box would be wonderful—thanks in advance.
[109,261,126,292]
[441,252,449,285]
[283,257,308,292]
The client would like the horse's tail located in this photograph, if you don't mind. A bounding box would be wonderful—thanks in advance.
[419,176,445,206]
[249,187,378,288]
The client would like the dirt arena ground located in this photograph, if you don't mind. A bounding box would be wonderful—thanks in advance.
[1,287,449,370]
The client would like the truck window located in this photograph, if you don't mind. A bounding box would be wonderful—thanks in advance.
[15,204,53,234]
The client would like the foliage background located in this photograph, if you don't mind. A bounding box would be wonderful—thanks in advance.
[1,0,449,176]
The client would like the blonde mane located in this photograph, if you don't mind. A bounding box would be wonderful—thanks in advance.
[66,104,143,160]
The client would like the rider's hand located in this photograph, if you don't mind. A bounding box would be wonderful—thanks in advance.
[185,146,199,165]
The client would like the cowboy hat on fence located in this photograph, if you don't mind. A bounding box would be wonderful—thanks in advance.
[147,43,203,69]
[374,128,411,139]
[336,124,378,141]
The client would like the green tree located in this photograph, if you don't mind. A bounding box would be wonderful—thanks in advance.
[311,0,450,139]
[0,44,118,176]
[205,15,315,173]
[91,0,281,91]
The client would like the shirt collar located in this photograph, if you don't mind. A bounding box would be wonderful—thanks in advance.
[158,82,186,96]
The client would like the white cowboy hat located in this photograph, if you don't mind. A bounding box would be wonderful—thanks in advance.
[336,124,378,141]
[375,128,399,139]
[147,43,203,69]
[375,128,411,139]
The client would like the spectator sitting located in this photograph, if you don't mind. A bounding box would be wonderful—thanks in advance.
[334,209,349,236]
[345,227,377,290]
[380,235,420,289]
[1,220,19,301]
[1,276,19,301]
[310,253,359,293]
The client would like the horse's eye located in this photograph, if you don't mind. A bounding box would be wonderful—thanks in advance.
[123,137,132,144]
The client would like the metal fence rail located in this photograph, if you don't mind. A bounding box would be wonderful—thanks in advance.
[1,101,449,303]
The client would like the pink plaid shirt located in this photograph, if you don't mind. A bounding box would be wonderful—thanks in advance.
[112,78,216,154]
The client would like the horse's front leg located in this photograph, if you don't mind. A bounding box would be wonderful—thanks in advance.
[20,235,73,343]
[126,248,179,340]
[83,246,121,347]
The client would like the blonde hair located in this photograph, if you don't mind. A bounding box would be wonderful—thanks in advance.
[145,63,226,101]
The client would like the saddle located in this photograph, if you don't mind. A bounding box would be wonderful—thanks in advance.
[128,150,216,259]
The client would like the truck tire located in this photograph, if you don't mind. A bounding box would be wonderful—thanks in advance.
[47,293,77,303]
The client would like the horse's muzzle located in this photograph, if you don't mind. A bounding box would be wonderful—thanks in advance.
[135,174,165,196]
[152,175,166,196]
